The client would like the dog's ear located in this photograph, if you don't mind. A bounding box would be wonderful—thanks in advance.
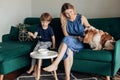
[84,28,89,35]
[92,29,98,34]
[83,29,95,43]
[84,26,96,34]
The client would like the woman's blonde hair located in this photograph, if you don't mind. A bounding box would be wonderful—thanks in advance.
[60,3,76,27]
[61,3,74,16]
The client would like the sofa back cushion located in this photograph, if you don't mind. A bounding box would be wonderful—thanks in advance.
[24,17,120,42]
[50,18,64,42]
[88,17,120,40]
[24,17,40,25]
[26,24,38,33]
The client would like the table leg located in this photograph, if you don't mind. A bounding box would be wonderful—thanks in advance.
[36,59,42,80]
[51,58,58,80]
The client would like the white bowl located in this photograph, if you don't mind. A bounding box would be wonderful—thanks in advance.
[38,49,48,55]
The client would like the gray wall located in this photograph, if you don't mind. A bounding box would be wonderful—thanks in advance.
[31,0,120,18]
[0,0,31,42]
[0,0,120,42]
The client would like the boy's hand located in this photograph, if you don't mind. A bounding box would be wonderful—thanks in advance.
[50,47,56,51]
[36,36,41,39]
[28,32,33,36]
[50,47,55,49]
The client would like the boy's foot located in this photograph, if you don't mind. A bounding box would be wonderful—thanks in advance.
[43,64,57,72]
[32,72,36,77]
[26,70,33,75]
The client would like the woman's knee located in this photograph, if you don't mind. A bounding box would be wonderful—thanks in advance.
[63,36,72,41]
[59,42,67,50]
[68,48,73,54]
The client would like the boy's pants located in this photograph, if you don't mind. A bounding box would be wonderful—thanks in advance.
[31,41,52,65]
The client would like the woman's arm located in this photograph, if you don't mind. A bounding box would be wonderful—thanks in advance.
[60,13,69,36]
[82,16,91,28]
[61,26,69,36]
[82,15,96,31]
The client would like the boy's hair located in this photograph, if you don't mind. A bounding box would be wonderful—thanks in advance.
[40,13,52,21]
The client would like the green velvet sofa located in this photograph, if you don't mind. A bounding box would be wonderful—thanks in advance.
[0,17,120,80]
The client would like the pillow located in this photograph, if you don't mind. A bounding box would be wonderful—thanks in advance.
[18,24,38,42]
[16,23,30,42]
[18,28,28,41]
[9,26,19,40]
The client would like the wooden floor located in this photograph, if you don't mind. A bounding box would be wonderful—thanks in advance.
[3,67,120,80]
[4,67,28,80]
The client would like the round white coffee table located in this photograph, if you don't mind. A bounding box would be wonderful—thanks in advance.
[30,50,58,80]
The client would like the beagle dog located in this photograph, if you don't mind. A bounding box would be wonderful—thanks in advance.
[83,27,115,50]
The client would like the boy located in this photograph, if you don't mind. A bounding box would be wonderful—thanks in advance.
[26,12,56,75]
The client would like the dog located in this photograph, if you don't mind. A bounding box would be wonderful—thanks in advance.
[83,27,115,50]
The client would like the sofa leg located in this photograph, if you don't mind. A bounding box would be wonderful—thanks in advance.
[106,76,110,80]
[0,74,4,80]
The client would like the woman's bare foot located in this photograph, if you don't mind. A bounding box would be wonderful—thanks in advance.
[65,76,70,80]
[43,64,58,72]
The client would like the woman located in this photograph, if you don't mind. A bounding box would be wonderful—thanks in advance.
[43,3,92,80]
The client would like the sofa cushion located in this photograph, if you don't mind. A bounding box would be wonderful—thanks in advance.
[0,41,35,62]
[74,49,113,62]
[26,24,38,33]
[9,26,19,40]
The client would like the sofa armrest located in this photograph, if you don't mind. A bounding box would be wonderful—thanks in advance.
[2,34,11,42]
[113,39,120,75]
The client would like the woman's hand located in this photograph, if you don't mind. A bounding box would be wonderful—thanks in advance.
[73,36,83,41]
[78,36,83,42]
[50,47,56,51]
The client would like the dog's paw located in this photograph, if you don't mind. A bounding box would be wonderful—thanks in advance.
[93,47,101,50]
[93,48,98,50]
